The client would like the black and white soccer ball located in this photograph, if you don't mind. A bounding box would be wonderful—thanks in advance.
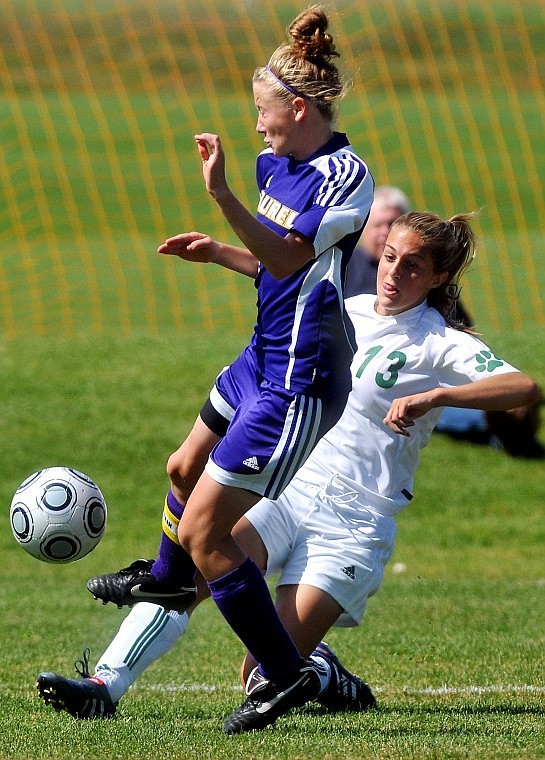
[9,467,107,563]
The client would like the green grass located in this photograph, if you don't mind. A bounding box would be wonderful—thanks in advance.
[1,333,544,759]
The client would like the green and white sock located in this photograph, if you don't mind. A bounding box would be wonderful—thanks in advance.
[95,602,188,703]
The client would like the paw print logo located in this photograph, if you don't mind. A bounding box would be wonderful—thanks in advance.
[475,350,504,372]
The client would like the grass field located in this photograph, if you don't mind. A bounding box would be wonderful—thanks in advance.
[1,332,544,759]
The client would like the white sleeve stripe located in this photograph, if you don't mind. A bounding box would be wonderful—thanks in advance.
[316,155,366,208]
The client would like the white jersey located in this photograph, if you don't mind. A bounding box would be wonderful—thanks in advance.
[292,294,519,513]
[246,293,522,625]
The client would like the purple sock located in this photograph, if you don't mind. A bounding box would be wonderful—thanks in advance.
[151,490,196,586]
[208,556,301,684]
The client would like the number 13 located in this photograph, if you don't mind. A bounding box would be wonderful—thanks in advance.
[355,346,407,389]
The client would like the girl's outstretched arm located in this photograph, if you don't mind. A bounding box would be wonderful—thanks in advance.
[384,373,540,436]
[157,232,259,278]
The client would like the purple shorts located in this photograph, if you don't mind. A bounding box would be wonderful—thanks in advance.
[202,346,345,499]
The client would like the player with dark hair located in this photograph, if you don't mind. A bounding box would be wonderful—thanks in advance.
[38,210,538,732]
[347,186,543,455]
[54,5,373,733]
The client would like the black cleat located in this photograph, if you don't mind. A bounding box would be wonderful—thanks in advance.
[36,672,117,719]
[312,641,376,712]
[87,558,197,612]
[222,660,321,734]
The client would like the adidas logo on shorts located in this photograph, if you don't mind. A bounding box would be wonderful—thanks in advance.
[341,565,356,580]
[242,456,260,471]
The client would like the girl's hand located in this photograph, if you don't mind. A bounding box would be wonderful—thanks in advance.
[157,232,220,264]
[195,132,228,199]
[384,392,435,436]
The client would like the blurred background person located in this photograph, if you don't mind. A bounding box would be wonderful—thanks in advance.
[345,185,411,298]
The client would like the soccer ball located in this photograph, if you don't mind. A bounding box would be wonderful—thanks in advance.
[9,467,107,563]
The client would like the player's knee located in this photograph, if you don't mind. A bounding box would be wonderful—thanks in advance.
[177,519,202,558]
[167,448,200,498]
[166,449,184,482]
[168,434,214,483]
[177,511,220,565]
[177,520,190,553]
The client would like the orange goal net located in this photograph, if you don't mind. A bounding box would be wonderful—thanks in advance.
[1,0,544,338]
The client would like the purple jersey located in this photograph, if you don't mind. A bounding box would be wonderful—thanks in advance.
[251,132,373,398]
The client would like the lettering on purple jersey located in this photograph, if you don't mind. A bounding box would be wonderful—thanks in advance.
[257,192,299,229]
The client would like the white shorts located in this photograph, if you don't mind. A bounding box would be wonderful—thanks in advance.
[245,473,397,627]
